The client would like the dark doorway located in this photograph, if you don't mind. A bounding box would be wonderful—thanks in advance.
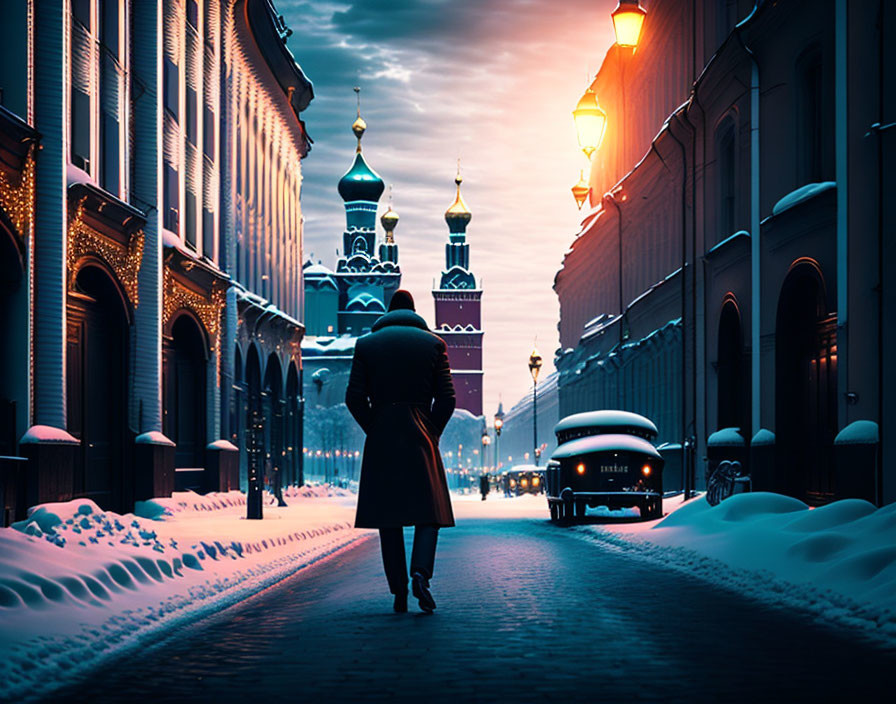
[263,355,283,485]
[67,265,130,511]
[286,362,299,486]
[164,314,208,468]
[717,299,746,433]
[231,345,243,450]
[0,222,25,456]
[775,261,837,505]
[245,345,263,484]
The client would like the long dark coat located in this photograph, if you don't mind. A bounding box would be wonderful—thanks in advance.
[346,310,456,529]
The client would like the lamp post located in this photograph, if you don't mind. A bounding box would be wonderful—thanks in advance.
[481,432,490,473]
[528,347,543,466]
[493,403,504,471]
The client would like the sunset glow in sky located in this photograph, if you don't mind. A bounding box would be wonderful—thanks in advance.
[281,0,618,415]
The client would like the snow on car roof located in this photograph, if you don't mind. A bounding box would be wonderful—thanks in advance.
[551,433,661,460]
[553,410,658,437]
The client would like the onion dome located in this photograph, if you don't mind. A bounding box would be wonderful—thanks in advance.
[381,207,399,243]
[338,152,385,202]
[444,166,472,230]
[338,87,385,203]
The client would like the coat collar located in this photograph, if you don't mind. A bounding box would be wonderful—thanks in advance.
[371,309,430,333]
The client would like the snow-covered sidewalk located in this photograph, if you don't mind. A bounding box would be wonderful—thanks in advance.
[575,492,896,645]
[0,486,371,702]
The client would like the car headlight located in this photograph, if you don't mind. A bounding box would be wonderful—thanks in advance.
[532,476,540,486]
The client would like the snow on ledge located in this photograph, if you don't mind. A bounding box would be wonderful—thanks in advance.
[20,425,79,445]
[751,428,775,446]
[135,431,175,446]
[835,420,879,445]
[707,427,746,447]
[207,439,239,451]
[772,181,836,217]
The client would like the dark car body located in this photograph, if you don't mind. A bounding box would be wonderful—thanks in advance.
[545,410,664,521]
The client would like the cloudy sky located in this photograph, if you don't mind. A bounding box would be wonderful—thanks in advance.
[280,0,617,415]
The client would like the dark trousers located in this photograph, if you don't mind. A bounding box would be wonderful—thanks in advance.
[378,525,439,595]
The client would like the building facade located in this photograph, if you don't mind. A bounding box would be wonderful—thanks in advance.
[0,0,311,522]
[432,171,484,416]
[548,0,895,506]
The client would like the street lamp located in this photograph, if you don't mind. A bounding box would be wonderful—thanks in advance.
[528,347,543,466]
[611,0,647,49]
[572,88,607,159]
[571,169,590,210]
[493,402,504,471]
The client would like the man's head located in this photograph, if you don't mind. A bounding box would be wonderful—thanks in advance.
[388,289,415,312]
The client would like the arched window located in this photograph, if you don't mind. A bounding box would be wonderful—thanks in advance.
[795,46,833,184]
[715,117,737,238]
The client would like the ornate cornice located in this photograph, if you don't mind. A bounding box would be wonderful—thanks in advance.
[67,195,144,306]
[164,265,227,350]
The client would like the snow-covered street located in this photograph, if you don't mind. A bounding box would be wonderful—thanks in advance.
[3,490,895,702]
[0,486,369,702]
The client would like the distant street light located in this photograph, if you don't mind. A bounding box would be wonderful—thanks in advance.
[611,0,647,49]
[529,347,543,466]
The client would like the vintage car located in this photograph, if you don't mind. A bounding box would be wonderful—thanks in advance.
[545,410,664,521]
[502,465,545,496]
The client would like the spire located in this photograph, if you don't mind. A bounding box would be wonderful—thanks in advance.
[381,184,399,244]
[352,86,366,152]
[338,86,384,206]
[444,160,472,232]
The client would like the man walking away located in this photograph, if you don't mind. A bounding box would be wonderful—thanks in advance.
[345,290,456,613]
[479,473,490,501]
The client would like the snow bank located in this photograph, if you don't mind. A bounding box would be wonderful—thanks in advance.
[578,492,896,644]
[0,486,366,702]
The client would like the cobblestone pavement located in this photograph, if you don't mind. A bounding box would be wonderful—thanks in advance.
[52,517,895,703]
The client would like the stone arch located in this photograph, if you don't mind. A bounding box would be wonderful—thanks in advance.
[66,263,131,511]
[775,258,837,504]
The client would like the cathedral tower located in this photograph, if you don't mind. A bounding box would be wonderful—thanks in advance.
[432,166,483,415]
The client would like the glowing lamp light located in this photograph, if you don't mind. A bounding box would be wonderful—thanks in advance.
[572,88,608,159]
[576,463,586,475]
[571,170,590,210]
[532,476,540,486]
[642,464,652,477]
[611,0,647,49]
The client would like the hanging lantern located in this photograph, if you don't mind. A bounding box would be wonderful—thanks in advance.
[572,88,608,159]
[611,0,647,49]
[571,170,590,210]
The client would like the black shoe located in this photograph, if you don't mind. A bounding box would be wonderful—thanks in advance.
[393,592,408,613]
[412,572,436,612]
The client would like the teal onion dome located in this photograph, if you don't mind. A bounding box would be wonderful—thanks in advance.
[338,151,385,203]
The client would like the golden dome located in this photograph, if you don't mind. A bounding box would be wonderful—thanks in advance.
[381,205,399,243]
[445,169,472,229]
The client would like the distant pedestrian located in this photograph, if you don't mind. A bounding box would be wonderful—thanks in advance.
[479,473,490,501]
[346,290,455,614]
[503,473,511,498]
